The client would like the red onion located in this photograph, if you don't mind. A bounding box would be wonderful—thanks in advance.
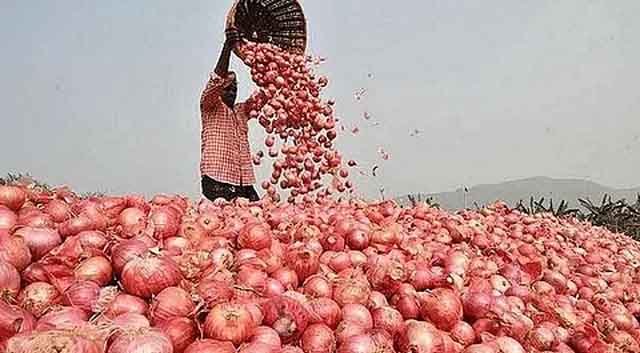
[0,260,20,298]
[251,326,282,347]
[463,291,494,321]
[13,227,61,261]
[272,267,300,289]
[62,280,100,312]
[346,229,369,250]
[0,235,32,272]
[286,247,320,281]
[0,206,17,230]
[184,339,236,353]
[35,306,89,331]
[301,323,336,353]
[303,275,332,298]
[237,342,282,353]
[6,329,103,353]
[371,306,404,337]
[102,292,148,318]
[341,304,372,329]
[0,300,36,338]
[397,320,444,353]
[17,282,61,317]
[307,297,342,329]
[107,328,173,353]
[527,325,557,351]
[282,346,305,353]
[121,255,183,298]
[75,256,113,286]
[150,286,195,324]
[333,274,371,306]
[164,236,190,254]
[451,321,476,346]
[265,278,285,297]
[58,214,96,238]
[109,312,150,330]
[77,230,108,250]
[118,207,147,238]
[262,296,310,343]
[149,207,180,239]
[394,294,420,319]
[336,333,389,353]
[238,222,272,250]
[238,266,268,293]
[335,321,367,345]
[0,186,26,211]
[44,199,72,223]
[158,317,198,353]
[204,303,257,345]
[110,239,149,274]
[197,280,234,308]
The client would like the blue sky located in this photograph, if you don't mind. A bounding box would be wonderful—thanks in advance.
[1,0,639,199]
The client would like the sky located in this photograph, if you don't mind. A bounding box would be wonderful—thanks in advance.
[1,0,639,200]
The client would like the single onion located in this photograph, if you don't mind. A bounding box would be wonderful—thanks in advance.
[286,247,320,282]
[251,326,282,347]
[371,306,404,337]
[0,235,32,271]
[110,313,150,330]
[13,227,61,261]
[196,280,234,308]
[75,256,113,286]
[303,275,332,298]
[0,206,17,230]
[110,239,149,274]
[204,303,257,345]
[44,199,72,223]
[149,207,180,239]
[301,323,336,353]
[62,280,100,312]
[184,339,236,353]
[238,222,272,250]
[102,292,149,318]
[121,255,183,298]
[17,282,61,317]
[0,300,36,338]
[262,296,310,343]
[77,230,108,250]
[272,268,299,289]
[237,342,282,353]
[158,317,198,353]
[0,260,21,298]
[336,333,377,353]
[118,207,147,238]
[6,329,102,353]
[341,304,373,329]
[150,286,195,324]
[397,320,444,353]
[307,297,342,329]
[107,328,173,353]
[237,266,268,293]
[0,186,26,211]
[35,306,89,331]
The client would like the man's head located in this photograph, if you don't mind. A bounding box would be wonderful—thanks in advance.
[221,72,238,109]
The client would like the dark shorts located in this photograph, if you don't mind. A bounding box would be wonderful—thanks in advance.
[201,175,259,202]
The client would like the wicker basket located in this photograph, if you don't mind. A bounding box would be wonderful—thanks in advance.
[226,0,307,59]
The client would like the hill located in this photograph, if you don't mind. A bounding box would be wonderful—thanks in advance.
[396,177,640,210]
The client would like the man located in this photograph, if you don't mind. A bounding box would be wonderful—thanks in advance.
[199,30,259,202]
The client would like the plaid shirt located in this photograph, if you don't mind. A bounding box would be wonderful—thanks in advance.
[200,73,256,186]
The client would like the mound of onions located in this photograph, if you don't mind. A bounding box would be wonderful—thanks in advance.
[121,255,182,298]
[204,303,257,345]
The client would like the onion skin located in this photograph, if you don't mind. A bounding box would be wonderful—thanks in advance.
[150,286,195,325]
[301,323,336,353]
[121,255,183,298]
[196,280,234,308]
[204,303,257,346]
[0,300,36,338]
